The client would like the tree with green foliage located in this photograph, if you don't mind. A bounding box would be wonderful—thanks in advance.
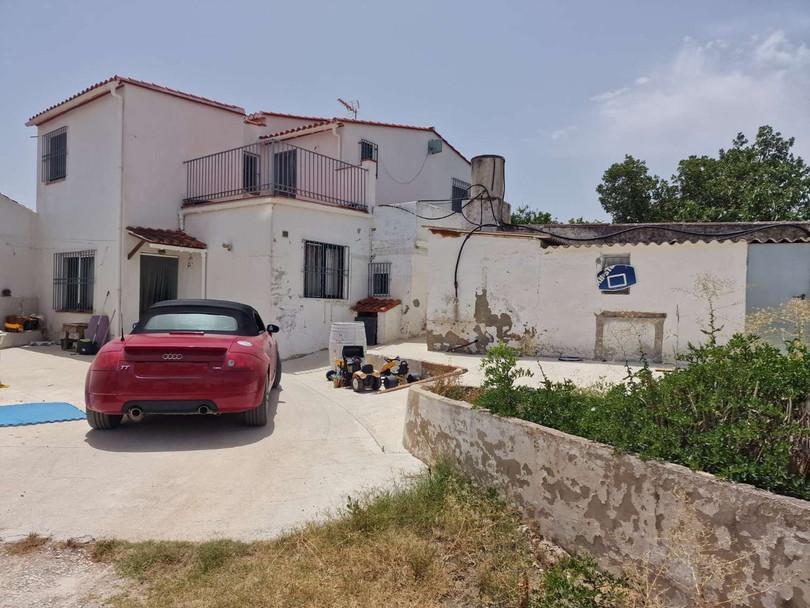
[510,205,602,225]
[597,126,810,223]
[510,205,553,224]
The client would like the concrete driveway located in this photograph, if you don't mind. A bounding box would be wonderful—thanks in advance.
[0,346,423,542]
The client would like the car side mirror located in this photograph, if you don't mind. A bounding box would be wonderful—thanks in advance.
[267,324,280,334]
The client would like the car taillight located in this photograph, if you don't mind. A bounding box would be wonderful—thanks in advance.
[93,351,121,371]
[225,352,259,371]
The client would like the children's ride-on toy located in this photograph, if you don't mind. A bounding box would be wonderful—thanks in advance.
[380,356,420,389]
[326,345,381,392]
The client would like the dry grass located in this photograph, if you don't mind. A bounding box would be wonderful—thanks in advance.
[428,374,482,404]
[91,463,563,608]
[6,533,50,555]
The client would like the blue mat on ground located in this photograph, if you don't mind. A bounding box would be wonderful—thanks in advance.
[0,402,85,427]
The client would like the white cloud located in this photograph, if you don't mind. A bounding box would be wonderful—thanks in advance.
[550,126,578,140]
[554,30,810,178]
[589,87,629,102]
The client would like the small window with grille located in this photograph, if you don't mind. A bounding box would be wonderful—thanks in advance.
[53,250,94,311]
[451,178,470,212]
[42,127,67,183]
[304,241,348,299]
[368,262,391,297]
[360,139,378,162]
[602,253,631,294]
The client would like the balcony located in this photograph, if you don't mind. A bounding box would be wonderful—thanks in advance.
[184,141,368,211]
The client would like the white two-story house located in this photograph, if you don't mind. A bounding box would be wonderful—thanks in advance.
[22,76,473,356]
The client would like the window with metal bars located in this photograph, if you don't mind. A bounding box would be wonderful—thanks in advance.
[368,262,391,297]
[451,178,470,212]
[360,139,378,162]
[304,241,348,299]
[53,250,94,311]
[42,127,67,183]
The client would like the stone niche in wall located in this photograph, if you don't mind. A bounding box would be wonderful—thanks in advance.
[594,311,666,363]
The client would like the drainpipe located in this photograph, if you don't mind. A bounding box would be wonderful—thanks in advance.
[331,123,342,161]
[201,250,207,298]
[110,81,125,337]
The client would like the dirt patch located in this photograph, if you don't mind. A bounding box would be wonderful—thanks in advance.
[0,541,125,608]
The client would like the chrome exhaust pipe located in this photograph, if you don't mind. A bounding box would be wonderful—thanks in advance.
[197,405,210,415]
[128,407,144,422]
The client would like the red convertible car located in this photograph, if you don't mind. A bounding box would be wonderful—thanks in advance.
[84,299,281,430]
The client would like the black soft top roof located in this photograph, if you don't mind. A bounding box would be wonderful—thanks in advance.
[135,299,262,336]
[148,299,259,315]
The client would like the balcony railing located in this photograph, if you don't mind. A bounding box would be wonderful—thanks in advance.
[184,140,368,210]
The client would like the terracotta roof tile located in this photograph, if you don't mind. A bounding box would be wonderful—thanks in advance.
[127,226,207,249]
[259,120,334,139]
[27,76,245,125]
[259,112,470,163]
[351,297,402,313]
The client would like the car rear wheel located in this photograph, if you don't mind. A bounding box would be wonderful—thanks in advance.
[86,409,123,430]
[352,375,363,392]
[272,357,282,389]
[243,374,269,427]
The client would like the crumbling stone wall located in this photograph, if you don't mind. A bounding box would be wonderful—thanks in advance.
[404,387,810,607]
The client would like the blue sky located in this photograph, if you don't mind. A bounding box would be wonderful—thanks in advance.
[1,0,809,218]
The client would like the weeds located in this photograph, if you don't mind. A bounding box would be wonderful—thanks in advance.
[458,339,810,500]
[6,533,49,555]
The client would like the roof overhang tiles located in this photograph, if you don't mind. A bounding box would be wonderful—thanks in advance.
[26,76,245,127]
[351,297,402,313]
[126,226,207,250]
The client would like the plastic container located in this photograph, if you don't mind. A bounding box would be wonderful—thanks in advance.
[328,322,367,370]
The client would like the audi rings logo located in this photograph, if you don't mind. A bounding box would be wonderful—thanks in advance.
[162,353,183,360]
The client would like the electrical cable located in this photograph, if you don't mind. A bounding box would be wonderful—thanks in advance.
[379,150,430,185]
[503,222,810,242]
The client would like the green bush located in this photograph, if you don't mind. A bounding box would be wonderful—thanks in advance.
[473,337,810,500]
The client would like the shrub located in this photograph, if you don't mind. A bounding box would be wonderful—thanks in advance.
[470,336,810,500]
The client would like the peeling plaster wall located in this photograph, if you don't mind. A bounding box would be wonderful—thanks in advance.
[404,387,810,608]
[372,203,470,338]
[425,231,748,361]
[185,199,371,359]
[269,201,371,358]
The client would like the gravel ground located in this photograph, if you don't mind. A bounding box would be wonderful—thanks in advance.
[0,542,124,608]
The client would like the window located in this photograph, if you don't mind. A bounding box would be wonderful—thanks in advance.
[53,250,94,311]
[601,254,631,294]
[243,152,260,193]
[304,241,348,299]
[42,127,67,183]
[273,149,297,196]
[451,178,470,212]
[142,313,238,332]
[368,261,391,297]
[360,139,378,162]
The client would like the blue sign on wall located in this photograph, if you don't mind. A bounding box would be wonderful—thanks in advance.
[597,264,637,291]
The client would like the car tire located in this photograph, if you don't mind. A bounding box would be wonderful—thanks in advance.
[86,409,123,430]
[371,376,382,391]
[273,357,282,389]
[243,374,269,427]
[352,375,363,392]
[383,376,398,390]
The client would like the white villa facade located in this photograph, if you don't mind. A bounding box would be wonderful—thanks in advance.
[7,76,473,357]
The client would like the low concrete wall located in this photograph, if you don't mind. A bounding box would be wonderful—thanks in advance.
[403,386,810,607]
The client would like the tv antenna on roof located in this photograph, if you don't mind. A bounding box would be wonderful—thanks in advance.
[337,98,360,119]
